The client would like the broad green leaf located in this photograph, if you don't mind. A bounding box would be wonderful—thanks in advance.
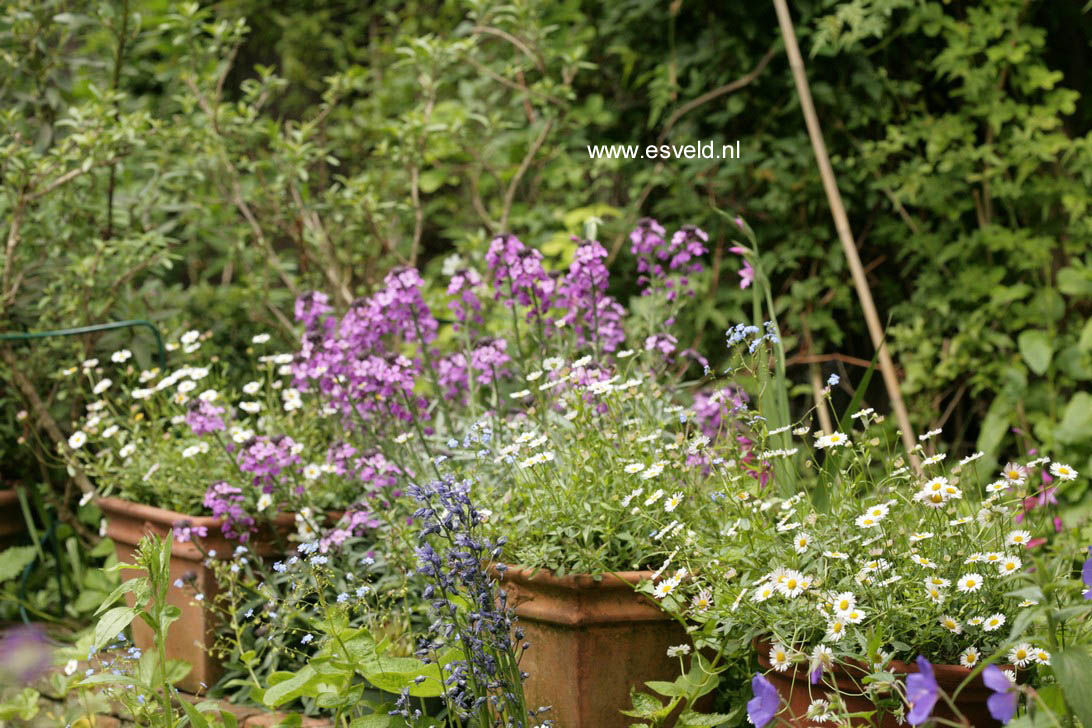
[621,691,665,719]
[1018,330,1052,375]
[349,716,397,728]
[645,679,683,697]
[0,688,40,721]
[93,606,139,651]
[0,546,37,582]
[262,666,321,707]
[1053,648,1092,727]
[1056,392,1092,444]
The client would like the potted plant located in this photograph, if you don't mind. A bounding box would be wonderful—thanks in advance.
[65,339,389,692]
[278,222,724,727]
[628,324,1090,726]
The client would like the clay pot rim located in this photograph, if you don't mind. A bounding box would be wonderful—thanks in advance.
[95,495,344,528]
[0,488,19,506]
[496,564,656,590]
[754,637,1010,692]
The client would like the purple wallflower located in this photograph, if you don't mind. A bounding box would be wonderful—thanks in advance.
[746,673,779,728]
[557,240,627,352]
[294,291,332,331]
[185,399,225,436]
[630,219,707,299]
[446,268,485,330]
[172,520,209,543]
[202,481,255,542]
[436,352,469,402]
[906,656,939,726]
[237,435,301,490]
[470,339,511,384]
[485,234,555,315]
[1081,545,1092,600]
[644,332,678,357]
[983,665,1018,724]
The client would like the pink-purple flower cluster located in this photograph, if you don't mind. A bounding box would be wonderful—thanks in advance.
[629,217,708,300]
[557,240,626,353]
[202,482,255,542]
[185,399,226,436]
[237,435,301,493]
[485,234,556,317]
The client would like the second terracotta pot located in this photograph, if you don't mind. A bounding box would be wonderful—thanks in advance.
[98,497,299,694]
[497,566,691,728]
[756,639,1003,727]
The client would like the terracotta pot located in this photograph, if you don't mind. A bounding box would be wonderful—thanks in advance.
[755,639,1003,727]
[97,497,303,693]
[0,488,25,548]
[497,566,693,728]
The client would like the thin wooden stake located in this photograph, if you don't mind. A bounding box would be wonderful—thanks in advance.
[771,0,920,470]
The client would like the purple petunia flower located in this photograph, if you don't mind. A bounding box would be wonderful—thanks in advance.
[906,656,939,726]
[984,665,1019,724]
[1082,546,1092,600]
[747,673,778,727]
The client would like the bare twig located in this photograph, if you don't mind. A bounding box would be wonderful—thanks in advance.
[500,118,553,231]
[657,44,777,145]
[471,25,546,72]
[289,183,353,304]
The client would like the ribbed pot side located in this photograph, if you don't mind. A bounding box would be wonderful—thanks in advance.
[97,497,296,694]
[755,639,1003,728]
[498,566,692,728]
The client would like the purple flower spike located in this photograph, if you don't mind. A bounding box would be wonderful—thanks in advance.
[1082,546,1092,600]
[747,673,779,728]
[983,665,1018,724]
[906,656,939,726]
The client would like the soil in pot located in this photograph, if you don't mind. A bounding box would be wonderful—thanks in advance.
[756,639,1004,727]
[498,566,695,728]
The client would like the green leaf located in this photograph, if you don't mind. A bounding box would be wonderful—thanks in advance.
[96,576,150,615]
[349,716,397,728]
[0,546,37,582]
[1018,330,1053,375]
[621,691,665,719]
[1078,318,1092,351]
[0,687,40,721]
[645,680,683,697]
[1057,266,1092,296]
[1053,648,1092,727]
[179,699,211,728]
[1056,392,1092,444]
[262,666,321,707]
[93,606,139,651]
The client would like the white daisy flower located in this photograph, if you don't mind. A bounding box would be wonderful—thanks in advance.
[967,616,985,627]
[1009,643,1033,668]
[939,616,962,634]
[825,619,847,642]
[240,401,262,413]
[815,432,850,449]
[998,556,1022,576]
[752,584,776,602]
[111,349,132,363]
[924,586,945,605]
[256,493,273,512]
[768,643,792,672]
[252,334,271,344]
[982,613,1006,632]
[691,589,712,611]
[842,608,866,625]
[909,532,933,543]
[1033,648,1051,665]
[119,442,136,458]
[831,592,857,614]
[242,381,261,395]
[777,571,808,598]
[1006,530,1032,547]
[666,644,691,658]
[664,492,684,512]
[303,464,322,480]
[92,378,113,395]
[959,646,981,668]
[68,431,87,449]
[653,576,681,599]
[824,551,850,560]
[793,532,811,554]
[1049,462,1077,481]
[986,480,1009,493]
[957,573,983,593]
[644,489,665,506]
[1001,462,1027,484]
[924,576,951,589]
[180,330,200,345]
[101,424,119,439]
[624,463,645,474]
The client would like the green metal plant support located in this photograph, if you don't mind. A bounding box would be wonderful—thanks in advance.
[0,318,167,369]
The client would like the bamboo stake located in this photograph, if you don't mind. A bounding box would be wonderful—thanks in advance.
[771,0,921,470]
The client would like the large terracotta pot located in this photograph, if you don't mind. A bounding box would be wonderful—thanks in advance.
[497,566,692,728]
[0,488,25,548]
[97,497,301,693]
[756,639,1003,727]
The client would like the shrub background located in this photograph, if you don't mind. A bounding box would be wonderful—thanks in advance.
[2,0,1091,511]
